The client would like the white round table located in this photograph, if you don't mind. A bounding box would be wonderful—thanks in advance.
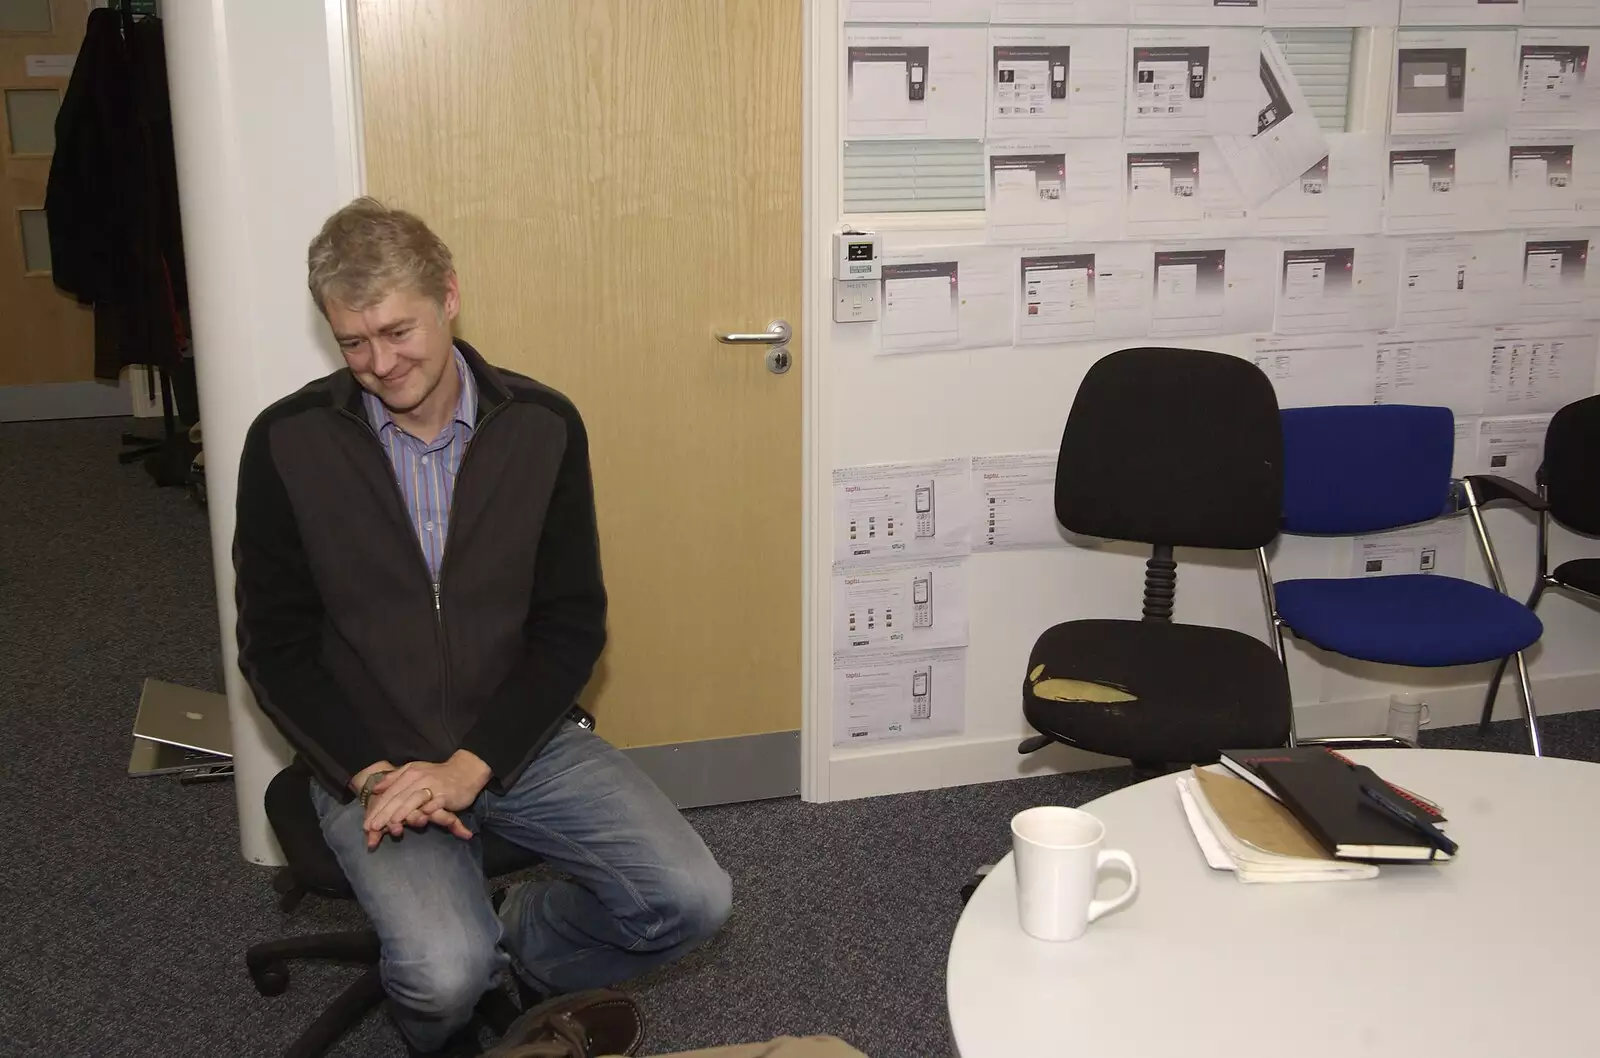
[947,749,1600,1058]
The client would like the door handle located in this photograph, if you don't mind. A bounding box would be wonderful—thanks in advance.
[715,320,791,346]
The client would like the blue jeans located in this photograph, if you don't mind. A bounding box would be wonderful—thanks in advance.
[310,722,732,1053]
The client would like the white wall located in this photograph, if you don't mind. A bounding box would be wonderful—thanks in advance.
[165,0,361,863]
[803,13,1600,801]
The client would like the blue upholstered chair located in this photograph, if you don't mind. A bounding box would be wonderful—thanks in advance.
[1263,405,1547,754]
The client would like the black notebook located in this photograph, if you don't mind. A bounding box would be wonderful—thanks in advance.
[1253,752,1455,863]
[1220,747,1446,824]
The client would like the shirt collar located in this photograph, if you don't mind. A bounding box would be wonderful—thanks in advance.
[363,345,477,440]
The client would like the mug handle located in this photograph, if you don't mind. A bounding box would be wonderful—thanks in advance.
[1087,849,1139,923]
[1419,704,1431,727]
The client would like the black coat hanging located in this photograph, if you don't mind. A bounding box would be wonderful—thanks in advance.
[45,6,191,405]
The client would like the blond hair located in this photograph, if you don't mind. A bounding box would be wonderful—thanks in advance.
[307,197,454,314]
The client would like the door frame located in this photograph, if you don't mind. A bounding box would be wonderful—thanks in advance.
[322,0,829,801]
[322,0,365,200]
[800,0,833,802]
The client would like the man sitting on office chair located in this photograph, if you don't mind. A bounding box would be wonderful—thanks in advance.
[234,198,732,1056]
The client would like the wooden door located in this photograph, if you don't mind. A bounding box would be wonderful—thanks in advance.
[356,1,803,750]
[0,0,92,386]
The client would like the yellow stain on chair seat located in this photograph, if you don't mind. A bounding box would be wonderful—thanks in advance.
[1029,665,1139,704]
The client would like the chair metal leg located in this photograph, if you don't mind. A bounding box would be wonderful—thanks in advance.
[1512,650,1544,758]
[284,967,386,1058]
[1272,619,1297,747]
[1478,656,1512,735]
[1479,580,1547,735]
[1254,549,1297,747]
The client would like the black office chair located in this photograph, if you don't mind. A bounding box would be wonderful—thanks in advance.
[1017,347,1292,767]
[1478,393,1600,735]
[246,764,542,1058]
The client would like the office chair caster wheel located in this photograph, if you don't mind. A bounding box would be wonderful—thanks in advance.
[959,864,994,906]
[249,960,290,997]
[271,868,306,913]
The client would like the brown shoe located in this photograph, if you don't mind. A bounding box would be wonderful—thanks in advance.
[483,989,644,1058]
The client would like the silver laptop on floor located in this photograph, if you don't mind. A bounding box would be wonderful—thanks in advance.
[130,678,234,760]
[128,737,232,777]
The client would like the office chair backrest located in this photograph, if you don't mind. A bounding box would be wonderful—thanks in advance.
[1280,405,1454,535]
[1055,347,1282,549]
[1543,393,1600,535]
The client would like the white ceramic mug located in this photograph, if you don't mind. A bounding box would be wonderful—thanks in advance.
[1011,806,1139,942]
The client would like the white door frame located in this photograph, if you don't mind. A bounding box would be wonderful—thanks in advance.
[322,0,366,199]
[800,0,831,801]
[801,0,838,803]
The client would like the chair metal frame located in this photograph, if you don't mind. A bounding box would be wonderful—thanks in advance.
[1253,477,1543,757]
[1478,475,1600,740]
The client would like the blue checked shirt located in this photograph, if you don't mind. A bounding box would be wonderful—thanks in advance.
[362,347,478,587]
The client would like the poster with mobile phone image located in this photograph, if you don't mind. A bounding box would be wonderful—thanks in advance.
[1126,29,1258,137]
[846,27,986,140]
[833,648,966,746]
[832,458,973,565]
[987,26,1126,138]
[832,557,968,655]
[1352,521,1467,580]
[1393,30,1516,136]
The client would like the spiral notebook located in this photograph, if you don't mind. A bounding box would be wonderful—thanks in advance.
[1253,753,1455,863]
[1220,747,1445,824]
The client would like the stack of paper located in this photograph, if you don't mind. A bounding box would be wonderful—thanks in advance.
[1177,767,1379,883]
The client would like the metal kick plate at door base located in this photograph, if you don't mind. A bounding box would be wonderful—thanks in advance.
[765,348,792,374]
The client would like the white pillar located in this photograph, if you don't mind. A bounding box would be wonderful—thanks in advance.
[164,0,362,864]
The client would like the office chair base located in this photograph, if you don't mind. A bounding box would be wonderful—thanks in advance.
[247,929,382,996]
[271,866,307,913]
[249,926,533,1057]
[284,967,386,1058]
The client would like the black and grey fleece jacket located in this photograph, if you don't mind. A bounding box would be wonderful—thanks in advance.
[233,339,607,800]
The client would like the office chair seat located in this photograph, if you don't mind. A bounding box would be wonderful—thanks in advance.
[1276,575,1543,668]
[1024,618,1291,764]
[264,765,537,897]
[1553,558,1600,598]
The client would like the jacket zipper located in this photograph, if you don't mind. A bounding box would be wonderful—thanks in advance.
[339,407,438,604]
[433,399,511,739]
[339,399,512,743]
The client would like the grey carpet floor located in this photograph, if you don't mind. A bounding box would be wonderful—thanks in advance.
[4,417,1600,1058]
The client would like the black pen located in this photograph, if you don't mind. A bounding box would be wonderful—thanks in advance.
[1359,783,1459,858]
